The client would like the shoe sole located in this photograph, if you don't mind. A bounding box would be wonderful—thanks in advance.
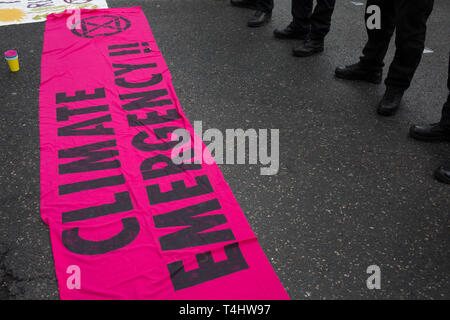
[409,128,450,142]
[334,72,382,85]
[247,15,272,28]
[292,48,324,57]
[248,20,271,28]
[377,107,398,117]
[434,170,450,184]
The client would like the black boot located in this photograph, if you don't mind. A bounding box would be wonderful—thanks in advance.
[292,39,324,57]
[274,22,308,40]
[377,87,405,116]
[247,10,272,28]
[409,123,450,142]
[434,166,450,184]
[230,0,257,9]
[335,62,382,84]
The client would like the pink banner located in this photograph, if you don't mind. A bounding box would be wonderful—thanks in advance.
[39,7,288,300]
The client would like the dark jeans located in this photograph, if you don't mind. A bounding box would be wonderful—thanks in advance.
[255,0,273,13]
[359,0,434,90]
[439,53,450,128]
[292,0,336,40]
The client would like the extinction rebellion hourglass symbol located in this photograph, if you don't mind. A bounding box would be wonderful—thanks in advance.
[72,15,131,38]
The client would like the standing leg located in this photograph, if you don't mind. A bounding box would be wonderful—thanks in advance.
[247,0,273,27]
[377,0,434,116]
[435,53,450,184]
[309,0,336,40]
[439,53,450,128]
[273,0,312,40]
[292,0,314,34]
[255,0,274,13]
[334,0,393,83]
[384,0,435,91]
[359,0,396,72]
[409,52,450,183]
[292,0,337,57]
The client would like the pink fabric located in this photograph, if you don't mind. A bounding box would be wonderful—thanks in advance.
[39,7,289,300]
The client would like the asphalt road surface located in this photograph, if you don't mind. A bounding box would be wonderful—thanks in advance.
[0,0,449,299]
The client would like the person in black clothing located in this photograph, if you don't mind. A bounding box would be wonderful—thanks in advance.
[273,0,336,57]
[230,0,273,27]
[410,53,450,184]
[335,0,435,116]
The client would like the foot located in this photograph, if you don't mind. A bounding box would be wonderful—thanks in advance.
[434,166,450,184]
[335,62,382,84]
[274,22,308,40]
[377,87,405,117]
[377,87,405,116]
[230,0,257,9]
[409,123,450,142]
[292,39,324,57]
[247,10,272,28]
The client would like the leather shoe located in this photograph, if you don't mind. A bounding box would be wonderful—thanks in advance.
[230,0,257,9]
[335,63,382,84]
[247,10,272,28]
[292,39,324,57]
[409,123,450,142]
[274,22,308,40]
[377,87,405,116]
[434,166,450,184]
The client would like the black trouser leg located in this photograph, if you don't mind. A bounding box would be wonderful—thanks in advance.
[384,0,434,90]
[292,0,314,34]
[309,0,336,40]
[439,53,450,128]
[359,0,396,72]
[292,0,336,38]
[442,95,450,128]
[255,0,273,13]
